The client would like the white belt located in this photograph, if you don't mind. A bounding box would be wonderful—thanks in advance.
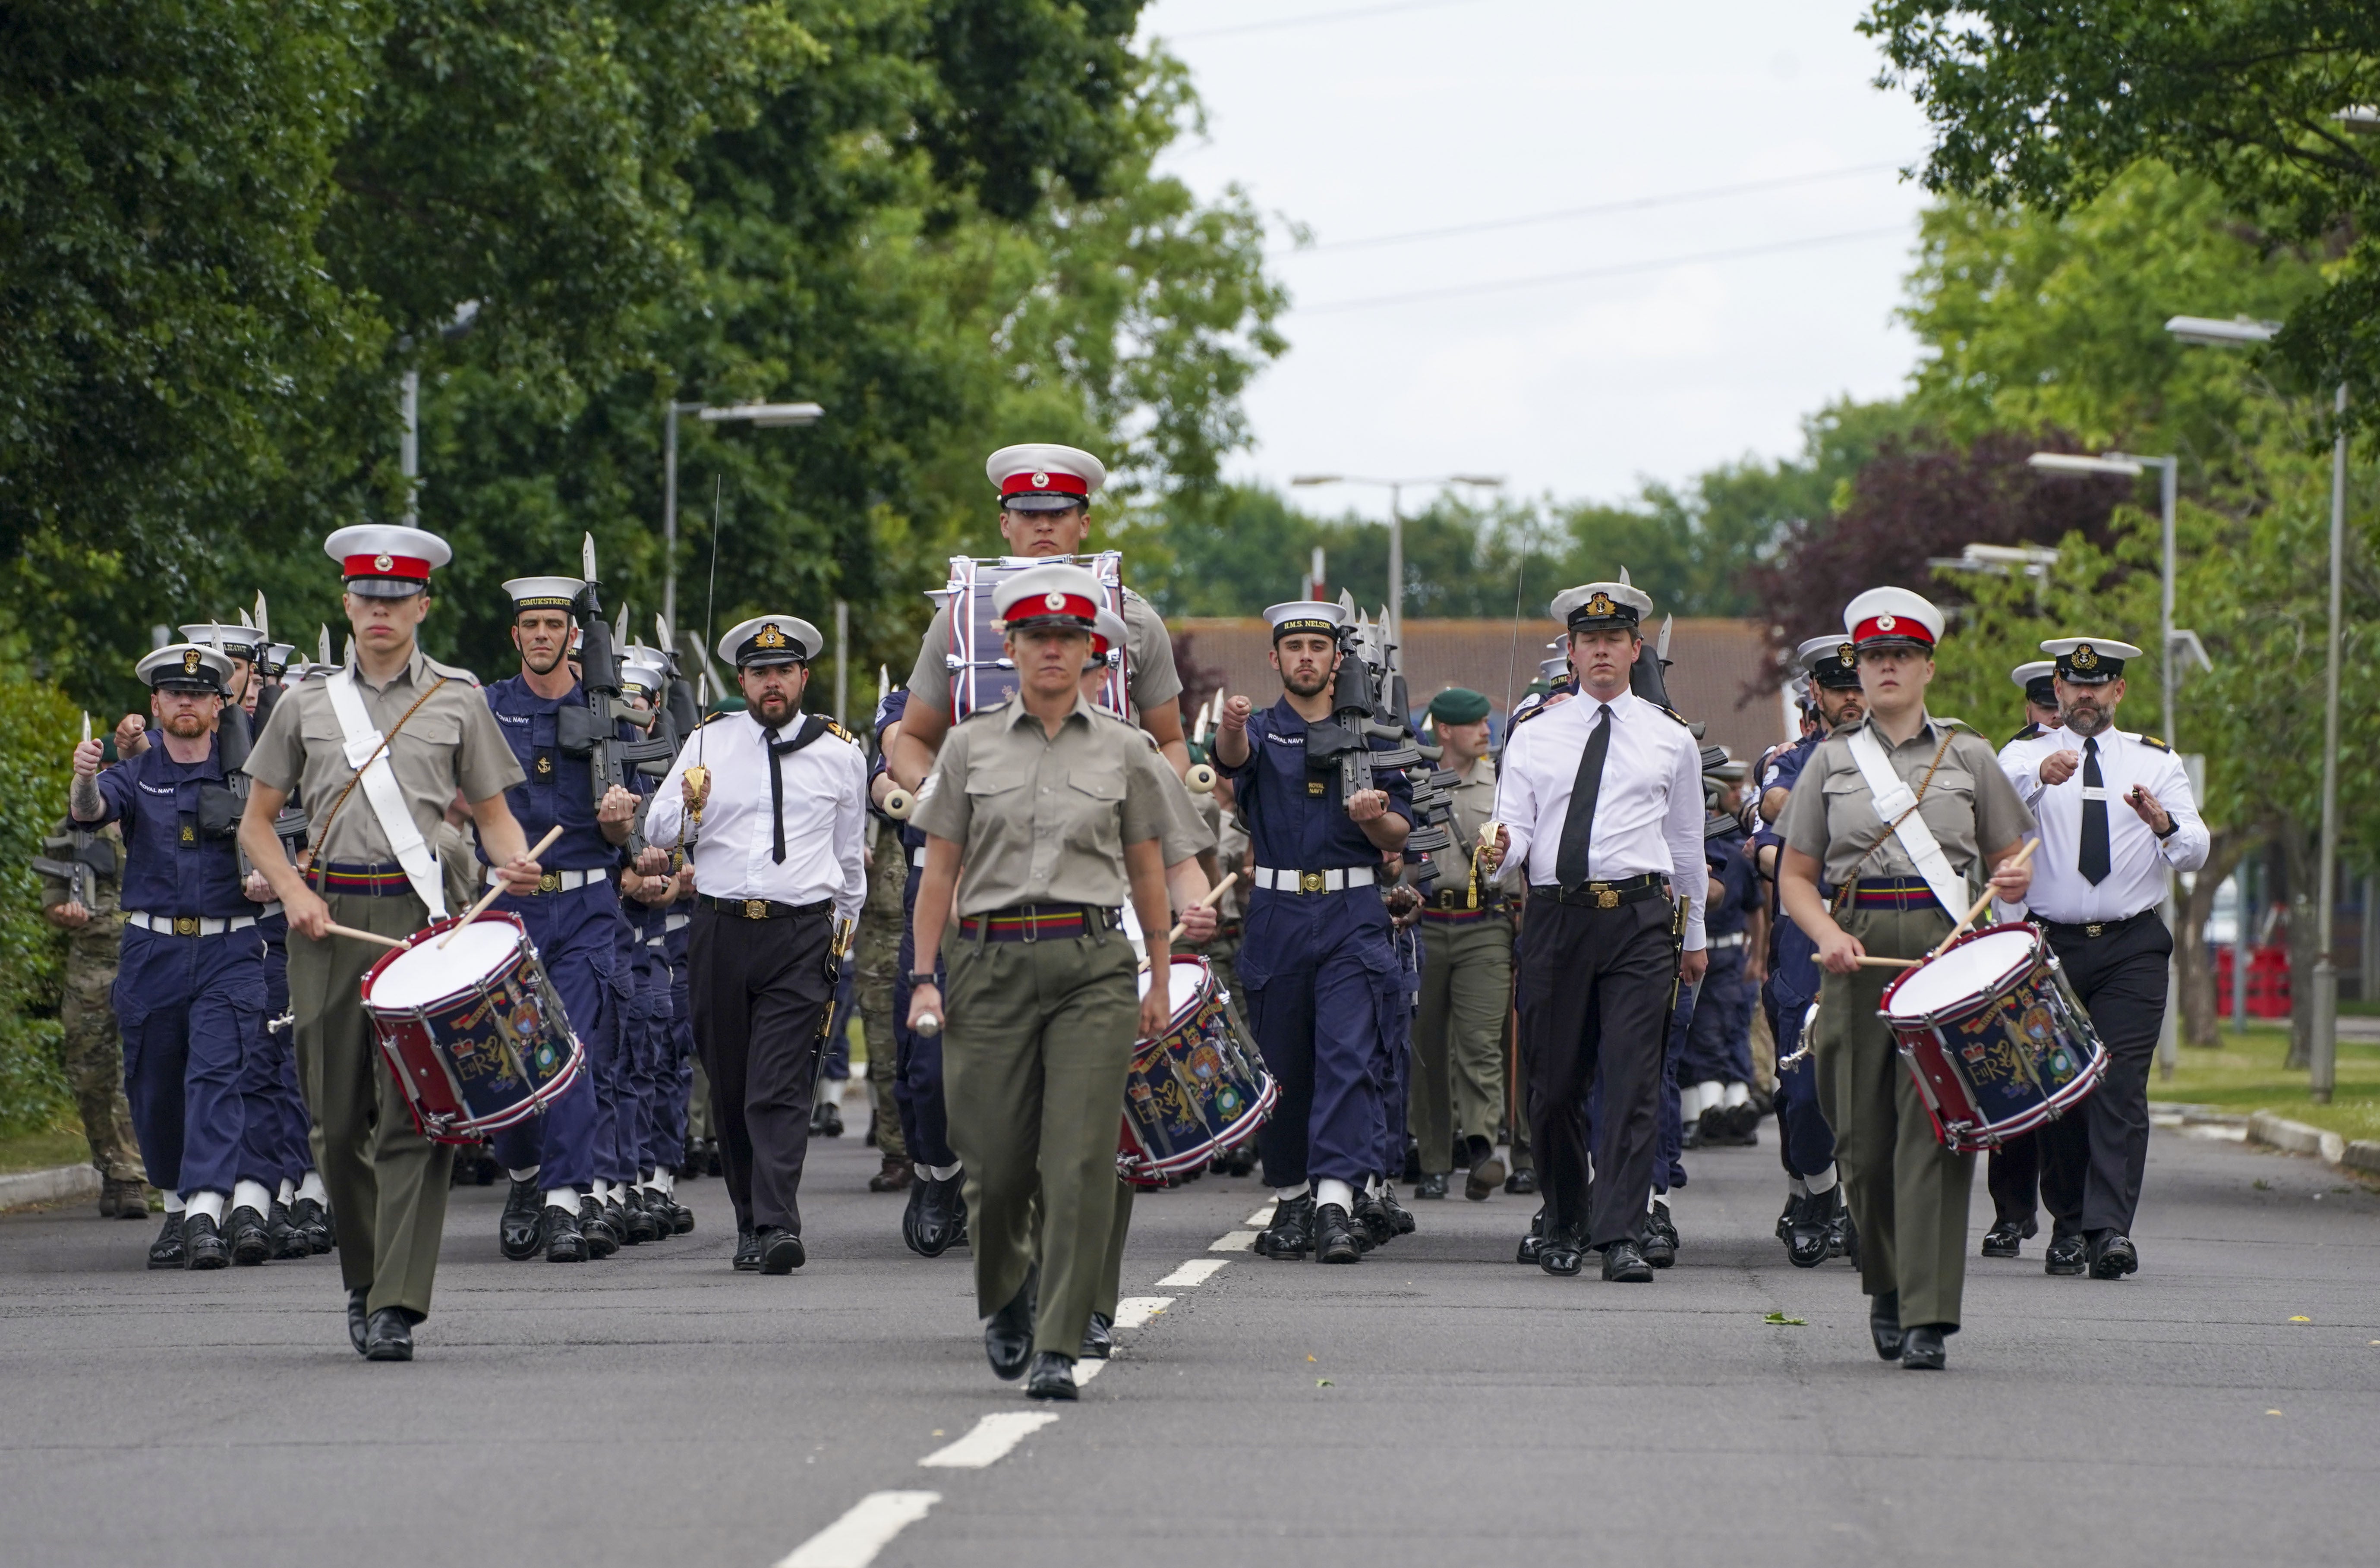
[126,913,259,937]
[482,865,605,894]
[261,901,284,918]
[911,845,928,868]
[1708,932,1747,950]
[664,913,689,932]
[1253,865,1377,894]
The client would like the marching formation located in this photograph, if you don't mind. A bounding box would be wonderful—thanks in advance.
[51,439,2207,1382]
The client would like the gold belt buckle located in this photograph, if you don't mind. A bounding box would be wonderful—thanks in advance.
[1593,885,1618,910]
[2084,922,2104,938]
[744,898,769,920]
[173,916,200,936]
[1299,871,1324,894]
[537,871,561,894]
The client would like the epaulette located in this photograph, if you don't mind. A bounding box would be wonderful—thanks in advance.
[694,709,734,728]
[423,656,482,688]
[2137,734,2172,753]
[2005,721,2042,746]
[821,718,858,746]
[1658,703,1690,727]
[1507,699,1551,731]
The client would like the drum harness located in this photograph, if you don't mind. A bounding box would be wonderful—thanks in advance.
[300,673,453,916]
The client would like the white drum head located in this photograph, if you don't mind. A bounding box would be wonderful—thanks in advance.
[372,922,521,1009]
[1885,927,2038,1020]
[1138,954,1212,1028]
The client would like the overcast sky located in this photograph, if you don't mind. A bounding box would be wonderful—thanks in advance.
[1139,0,1938,519]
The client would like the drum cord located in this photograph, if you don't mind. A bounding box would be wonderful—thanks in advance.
[296,677,451,872]
[1825,729,1955,919]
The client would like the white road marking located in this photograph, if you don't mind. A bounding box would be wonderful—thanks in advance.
[1245,1205,1275,1227]
[775,1491,940,1568]
[1157,1258,1229,1287]
[1113,1296,1173,1329]
[1072,1357,1105,1385]
[1209,1231,1257,1251]
[916,1411,1060,1469]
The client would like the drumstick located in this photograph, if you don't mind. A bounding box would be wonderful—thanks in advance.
[1166,871,1239,944]
[438,824,567,948]
[1857,955,1920,968]
[1929,836,2040,959]
[324,923,404,948]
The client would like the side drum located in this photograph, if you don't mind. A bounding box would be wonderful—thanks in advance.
[1878,923,2106,1154]
[361,913,586,1145]
[1118,954,1277,1187]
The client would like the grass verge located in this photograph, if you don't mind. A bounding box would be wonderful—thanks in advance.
[2153,1025,2380,1143]
[0,1128,92,1176]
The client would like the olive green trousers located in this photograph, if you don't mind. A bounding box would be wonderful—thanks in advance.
[1412,915,1513,1171]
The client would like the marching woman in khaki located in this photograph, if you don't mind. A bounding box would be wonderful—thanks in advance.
[1775,588,2034,1371]
[907,564,1181,1400]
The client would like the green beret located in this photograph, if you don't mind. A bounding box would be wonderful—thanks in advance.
[1428,686,1491,725]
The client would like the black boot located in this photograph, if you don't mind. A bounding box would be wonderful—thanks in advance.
[1515,1205,1547,1266]
[1351,1189,1392,1250]
[1251,1193,1313,1259]
[731,1223,761,1272]
[1787,1189,1834,1269]
[227,1205,273,1266]
[499,1179,545,1261]
[622,1189,661,1244]
[580,1196,620,1259]
[984,1271,1037,1381]
[290,1195,335,1253]
[1642,1200,1679,1268]
[148,1213,186,1270]
[1378,1185,1417,1235]
[1311,1203,1362,1264]
[543,1203,586,1263]
[268,1200,310,1260]
[183,1211,230,1270]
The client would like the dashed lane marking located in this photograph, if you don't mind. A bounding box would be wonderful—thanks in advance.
[1072,1357,1106,1386]
[775,1490,939,1568]
[1113,1296,1173,1329]
[916,1411,1060,1469]
[1209,1231,1257,1251]
[1245,1205,1275,1227]
[1156,1258,1229,1287]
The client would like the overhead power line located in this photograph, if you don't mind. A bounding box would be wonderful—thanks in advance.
[1289,163,1906,254]
[1298,224,1913,315]
[1167,0,1494,43]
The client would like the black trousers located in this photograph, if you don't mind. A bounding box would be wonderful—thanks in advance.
[1517,896,1674,1250]
[1986,1132,2039,1233]
[689,907,833,1233]
[2040,913,2173,1239]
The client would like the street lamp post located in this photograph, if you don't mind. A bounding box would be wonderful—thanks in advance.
[661,399,825,638]
[2166,314,2346,1101]
[1288,473,1505,642]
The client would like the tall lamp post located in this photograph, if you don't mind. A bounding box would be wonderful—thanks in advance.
[661,399,824,636]
[2166,313,2347,1102]
[1289,473,1505,642]
[2028,450,2188,1075]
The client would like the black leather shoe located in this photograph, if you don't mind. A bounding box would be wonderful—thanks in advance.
[1600,1240,1654,1282]
[1252,1194,1313,1259]
[1980,1219,2026,1259]
[499,1179,544,1261]
[731,1224,760,1272]
[1538,1228,1584,1276]
[347,1288,369,1356]
[668,1193,696,1235]
[605,1196,638,1245]
[1776,1194,1797,1244]
[148,1213,186,1270]
[1725,1101,1764,1145]
[227,1205,272,1266]
[1786,1190,1831,1269]
[1504,1168,1537,1196]
[580,1197,620,1259]
[1352,1190,1392,1250]
[543,1204,586,1263]
[2044,1233,2087,1276]
[2089,1233,2139,1280]
[1025,1350,1078,1401]
[1869,1290,1903,1361]
[1515,1206,1547,1266]
[1901,1324,1948,1370]
[1465,1151,1507,1201]
[184,1212,230,1270]
[364,1307,415,1362]
[1312,1203,1363,1264]
[1412,1171,1449,1200]
[1831,1205,1859,1267]
[758,1226,806,1274]
[290,1196,335,1253]
[909,1175,962,1257]
[1642,1201,1679,1269]
[623,1192,661,1245]
[1080,1312,1114,1360]
[268,1200,310,1259]
[984,1272,1037,1381]
[1380,1187,1417,1236]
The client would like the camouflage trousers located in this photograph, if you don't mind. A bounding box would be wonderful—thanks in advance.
[61,951,144,1182]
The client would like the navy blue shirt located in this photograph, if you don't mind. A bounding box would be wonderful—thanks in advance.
[1705,835,1761,939]
[1221,696,1415,872]
[1751,731,1819,856]
[481,674,637,871]
[89,740,251,919]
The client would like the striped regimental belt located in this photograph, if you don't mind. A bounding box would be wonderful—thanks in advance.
[306,861,413,897]
[957,903,1121,942]
[1847,877,1946,914]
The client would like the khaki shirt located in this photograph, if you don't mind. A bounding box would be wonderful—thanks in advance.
[906,586,1182,718]
[1780,713,2033,888]
[245,645,524,864]
[911,693,1179,916]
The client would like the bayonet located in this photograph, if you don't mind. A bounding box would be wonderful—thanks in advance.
[253,592,271,647]
[318,624,333,667]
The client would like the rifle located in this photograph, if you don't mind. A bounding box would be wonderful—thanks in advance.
[36,713,119,911]
[561,533,676,856]
[1300,597,1460,891]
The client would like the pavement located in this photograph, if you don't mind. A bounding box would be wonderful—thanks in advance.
[4,1120,2377,1568]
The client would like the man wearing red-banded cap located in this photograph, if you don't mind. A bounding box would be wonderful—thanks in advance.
[1772,586,2036,1371]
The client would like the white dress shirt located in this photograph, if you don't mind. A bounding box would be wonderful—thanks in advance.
[644,711,869,926]
[1492,689,1707,950]
[2012,725,2208,924]
[1995,724,2062,793]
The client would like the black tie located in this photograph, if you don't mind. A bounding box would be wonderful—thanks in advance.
[1554,704,1614,892]
[765,727,792,864]
[2079,737,2110,885]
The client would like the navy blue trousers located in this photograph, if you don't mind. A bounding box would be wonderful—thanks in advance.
[114,925,271,1198]
[893,861,956,1168]
[1763,935,1837,1180]
[488,885,614,1188]
[1242,888,1395,1190]
[1681,947,1756,1085]
[253,912,315,1184]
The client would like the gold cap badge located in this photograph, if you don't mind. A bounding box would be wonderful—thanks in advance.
[182,649,200,674]
[2073,642,2098,670]
[755,623,787,650]
[1587,592,1615,618]
[373,552,394,571]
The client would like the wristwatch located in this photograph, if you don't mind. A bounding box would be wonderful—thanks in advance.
[908,970,939,986]
[2153,815,2179,840]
